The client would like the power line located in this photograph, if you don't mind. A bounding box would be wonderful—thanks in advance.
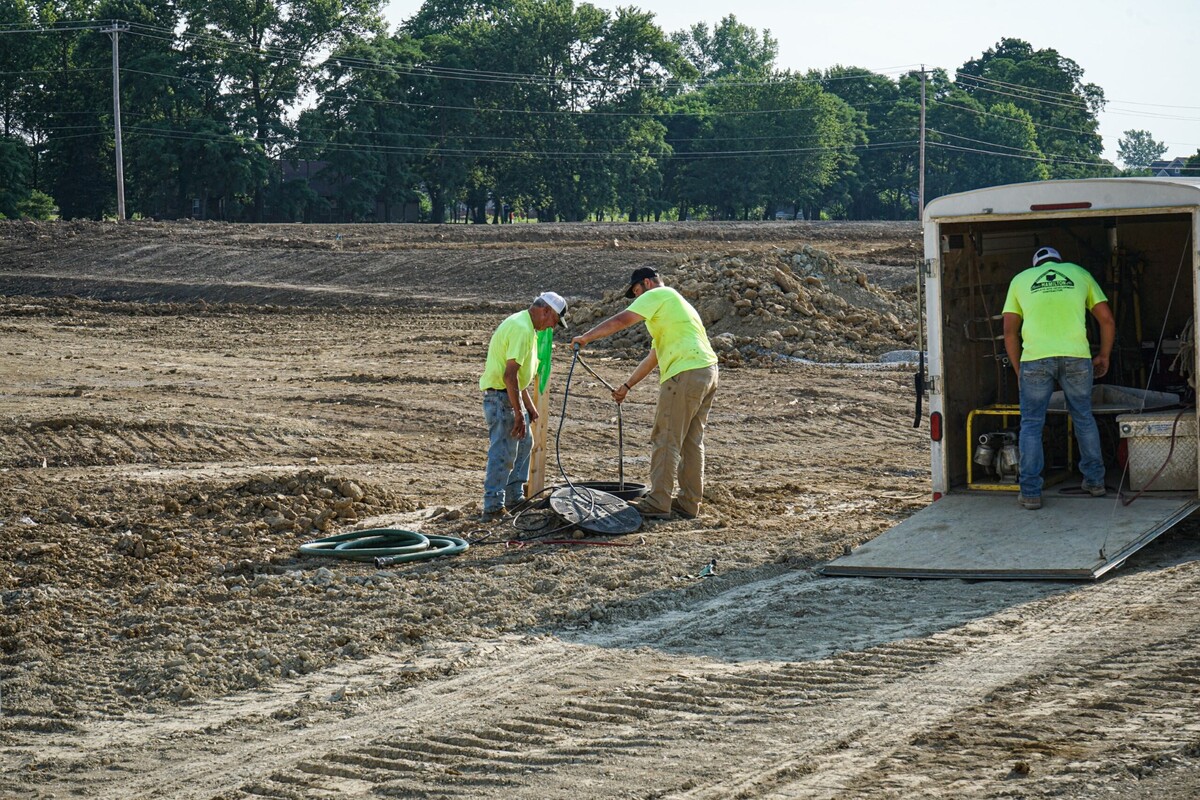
[118,65,910,120]
[928,141,1117,171]
[937,100,1101,138]
[0,23,109,34]
[121,120,917,160]
[955,76,1094,113]
[928,128,1047,156]
[0,67,108,76]
[4,19,1193,125]
[955,72,1095,106]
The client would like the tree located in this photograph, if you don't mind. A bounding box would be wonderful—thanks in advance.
[0,0,41,136]
[814,66,903,219]
[1117,129,1166,171]
[0,134,30,217]
[924,70,1047,201]
[680,72,852,220]
[1185,150,1200,176]
[16,189,56,218]
[958,38,1106,179]
[179,0,384,219]
[34,3,114,220]
[305,33,426,222]
[670,15,775,80]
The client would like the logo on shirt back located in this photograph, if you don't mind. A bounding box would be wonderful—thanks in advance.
[1030,268,1075,294]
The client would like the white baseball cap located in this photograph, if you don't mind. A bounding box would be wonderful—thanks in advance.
[537,291,568,327]
[1032,246,1061,267]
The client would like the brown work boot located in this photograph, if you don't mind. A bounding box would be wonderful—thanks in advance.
[630,500,671,520]
[670,500,698,520]
[478,508,509,524]
[1018,494,1042,510]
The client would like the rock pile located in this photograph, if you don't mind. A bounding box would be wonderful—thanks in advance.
[159,470,417,541]
[567,245,918,366]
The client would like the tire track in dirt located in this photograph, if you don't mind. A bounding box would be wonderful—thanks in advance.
[692,562,1200,800]
[11,561,1199,799]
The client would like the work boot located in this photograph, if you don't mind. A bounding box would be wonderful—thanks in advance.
[478,508,508,524]
[630,500,671,520]
[1081,481,1107,497]
[1018,494,1042,510]
[670,500,698,520]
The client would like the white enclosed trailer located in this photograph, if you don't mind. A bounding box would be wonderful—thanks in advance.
[825,177,1200,580]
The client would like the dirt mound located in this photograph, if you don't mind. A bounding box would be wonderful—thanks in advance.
[570,245,918,365]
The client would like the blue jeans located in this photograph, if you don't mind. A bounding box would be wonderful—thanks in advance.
[1018,357,1104,497]
[482,391,531,513]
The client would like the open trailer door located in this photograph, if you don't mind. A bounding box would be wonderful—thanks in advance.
[821,493,1198,580]
[824,177,1200,581]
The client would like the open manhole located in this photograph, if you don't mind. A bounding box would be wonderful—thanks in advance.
[560,480,647,503]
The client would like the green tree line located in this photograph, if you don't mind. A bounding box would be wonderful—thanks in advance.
[0,0,1131,222]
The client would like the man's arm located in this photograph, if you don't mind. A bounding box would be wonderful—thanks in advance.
[573,310,644,348]
[503,359,527,438]
[1003,312,1023,378]
[612,350,658,404]
[1090,301,1115,379]
[521,387,538,424]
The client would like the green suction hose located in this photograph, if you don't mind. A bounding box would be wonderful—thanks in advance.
[298,528,469,567]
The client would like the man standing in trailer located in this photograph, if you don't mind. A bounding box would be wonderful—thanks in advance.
[1003,247,1115,510]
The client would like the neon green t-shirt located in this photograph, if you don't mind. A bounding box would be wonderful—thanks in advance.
[1002,261,1107,361]
[479,310,538,391]
[627,286,718,382]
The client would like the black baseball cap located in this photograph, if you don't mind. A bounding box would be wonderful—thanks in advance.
[625,267,659,298]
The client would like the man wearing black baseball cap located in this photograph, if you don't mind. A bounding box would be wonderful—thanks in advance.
[573,267,718,520]
[625,266,659,298]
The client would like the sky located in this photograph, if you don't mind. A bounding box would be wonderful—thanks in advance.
[382,0,1200,167]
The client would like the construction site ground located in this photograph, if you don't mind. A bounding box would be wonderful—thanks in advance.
[1,220,1199,799]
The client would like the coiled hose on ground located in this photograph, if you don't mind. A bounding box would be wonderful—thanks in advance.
[298,528,469,567]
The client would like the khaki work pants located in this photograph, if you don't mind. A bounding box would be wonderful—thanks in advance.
[646,365,719,516]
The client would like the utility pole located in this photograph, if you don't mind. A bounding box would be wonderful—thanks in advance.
[101,20,128,221]
[918,65,926,223]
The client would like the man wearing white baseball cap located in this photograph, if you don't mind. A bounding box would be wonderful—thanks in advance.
[478,292,568,522]
[1003,246,1114,510]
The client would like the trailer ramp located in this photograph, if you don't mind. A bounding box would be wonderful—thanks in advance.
[822,493,1199,580]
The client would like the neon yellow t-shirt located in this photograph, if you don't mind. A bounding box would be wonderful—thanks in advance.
[1002,261,1107,361]
[627,286,718,382]
[479,310,538,391]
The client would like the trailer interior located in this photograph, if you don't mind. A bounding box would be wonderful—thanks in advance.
[937,211,1196,496]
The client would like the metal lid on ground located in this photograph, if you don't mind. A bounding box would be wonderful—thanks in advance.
[549,485,642,535]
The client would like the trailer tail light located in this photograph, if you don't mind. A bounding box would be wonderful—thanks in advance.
[929,412,943,442]
[933,492,943,501]
[1030,201,1092,211]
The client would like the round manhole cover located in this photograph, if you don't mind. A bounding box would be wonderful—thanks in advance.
[549,486,642,535]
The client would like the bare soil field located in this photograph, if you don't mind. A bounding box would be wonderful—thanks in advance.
[1,220,1199,799]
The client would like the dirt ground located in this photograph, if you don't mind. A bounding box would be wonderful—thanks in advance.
[1,220,1199,799]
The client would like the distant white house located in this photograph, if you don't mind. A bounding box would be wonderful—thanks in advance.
[1149,157,1188,177]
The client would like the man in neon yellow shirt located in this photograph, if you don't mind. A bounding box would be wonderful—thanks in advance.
[1003,247,1115,510]
[479,292,567,522]
[573,267,719,520]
